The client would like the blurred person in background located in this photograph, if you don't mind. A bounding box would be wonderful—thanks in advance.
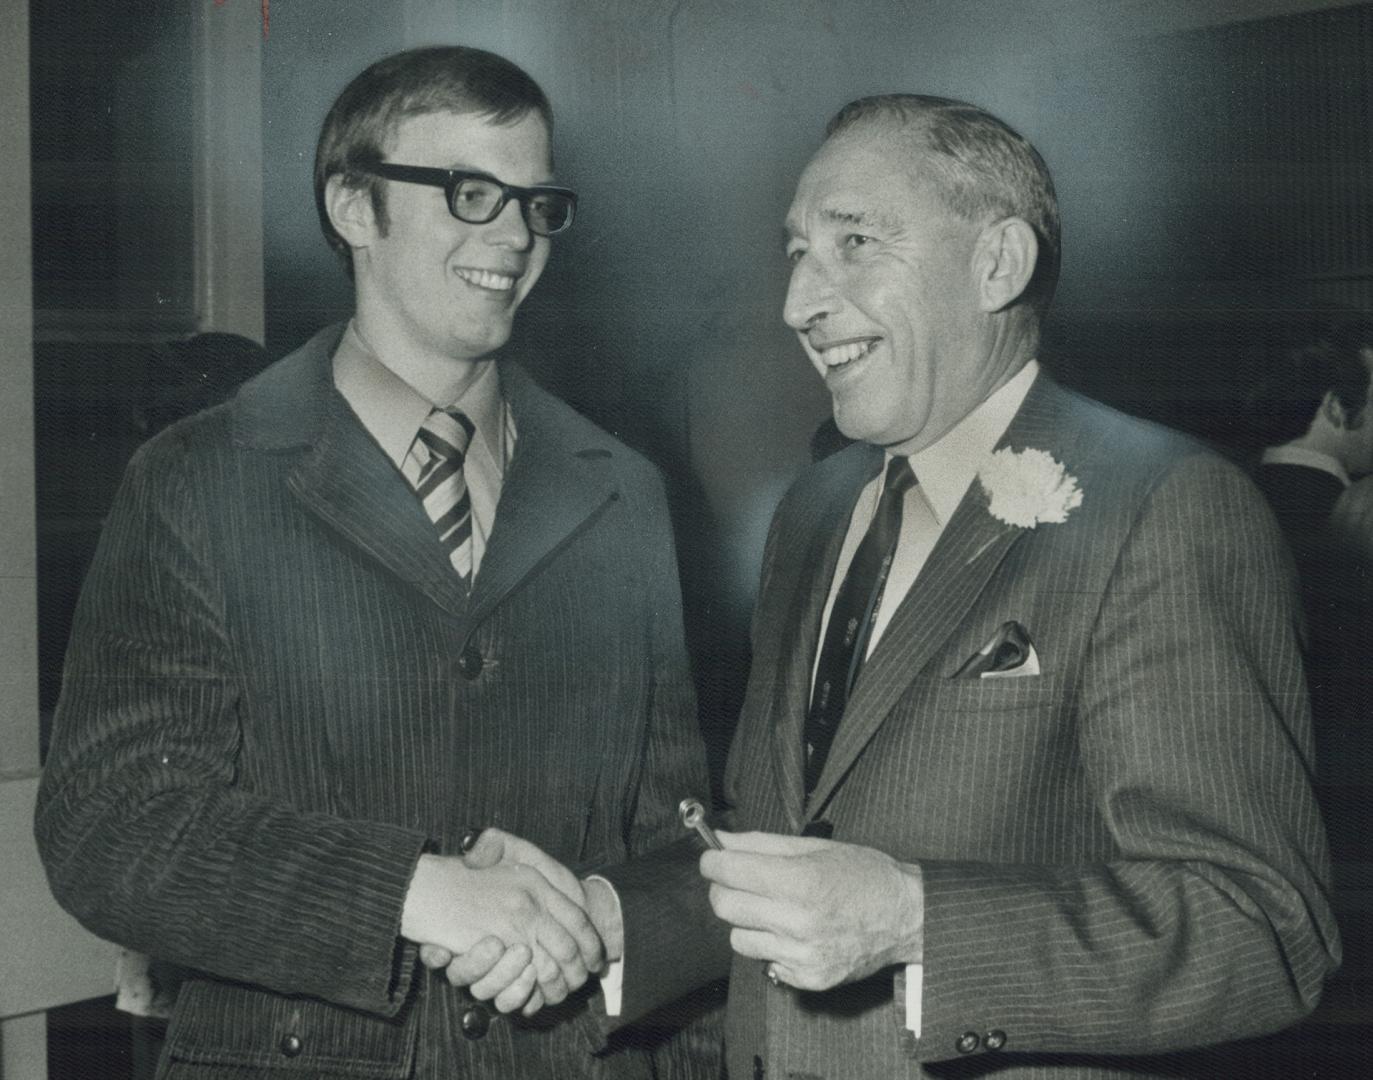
[1248,311,1373,594]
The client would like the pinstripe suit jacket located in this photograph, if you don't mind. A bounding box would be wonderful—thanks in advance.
[614,372,1339,1080]
[35,325,712,1079]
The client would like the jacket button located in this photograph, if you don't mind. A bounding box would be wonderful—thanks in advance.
[459,829,483,854]
[279,1033,303,1057]
[461,1005,491,1040]
[752,1053,765,1079]
[985,1029,1007,1051]
[956,1031,981,1054]
[458,645,484,680]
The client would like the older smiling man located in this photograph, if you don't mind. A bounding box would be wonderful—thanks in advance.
[585,94,1340,1080]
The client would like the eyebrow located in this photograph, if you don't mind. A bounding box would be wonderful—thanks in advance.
[823,206,901,231]
[784,205,901,243]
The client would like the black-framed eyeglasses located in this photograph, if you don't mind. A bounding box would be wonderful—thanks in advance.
[359,162,577,236]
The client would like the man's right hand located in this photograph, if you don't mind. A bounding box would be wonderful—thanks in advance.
[401,847,603,1008]
[427,873,625,1016]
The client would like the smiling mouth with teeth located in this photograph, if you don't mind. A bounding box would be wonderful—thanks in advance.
[455,267,519,292]
[816,338,880,367]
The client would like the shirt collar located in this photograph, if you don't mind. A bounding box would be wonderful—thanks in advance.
[332,320,506,471]
[902,359,1041,525]
[1260,443,1350,487]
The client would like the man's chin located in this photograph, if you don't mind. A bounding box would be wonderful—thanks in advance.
[446,324,513,362]
[830,413,914,453]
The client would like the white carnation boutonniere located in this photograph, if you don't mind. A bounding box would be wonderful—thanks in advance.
[977,447,1083,528]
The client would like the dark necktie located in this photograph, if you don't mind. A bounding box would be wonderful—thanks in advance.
[804,456,916,798]
[407,407,476,581]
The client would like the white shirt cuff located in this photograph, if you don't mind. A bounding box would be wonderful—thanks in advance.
[905,962,922,1035]
[600,956,624,1016]
[585,874,624,1016]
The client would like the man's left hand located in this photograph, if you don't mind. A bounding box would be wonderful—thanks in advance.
[700,831,924,992]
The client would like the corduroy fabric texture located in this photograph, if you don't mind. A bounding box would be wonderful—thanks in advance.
[36,325,716,1080]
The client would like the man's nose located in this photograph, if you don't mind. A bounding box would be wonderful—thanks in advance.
[783,257,838,331]
[482,196,535,251]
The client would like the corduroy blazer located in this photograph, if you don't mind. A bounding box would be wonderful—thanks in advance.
[612,372,1340,1080]
[35,325,712,1079]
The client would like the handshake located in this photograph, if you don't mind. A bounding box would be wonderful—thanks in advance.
[401,818,928,1018]
[400,828,622,1017]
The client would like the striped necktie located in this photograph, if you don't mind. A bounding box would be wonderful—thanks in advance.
[408,407,476,581]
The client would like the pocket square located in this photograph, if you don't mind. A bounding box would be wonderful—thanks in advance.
[953,621,1040,679]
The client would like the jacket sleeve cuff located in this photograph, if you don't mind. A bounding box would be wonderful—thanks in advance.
[594,836,730,1029]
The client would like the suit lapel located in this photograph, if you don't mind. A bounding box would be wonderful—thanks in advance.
[235,331,616,626]
[806,488,1024,814]
[465,365,619,628]
[286,386,473,620]
[765,445,882,832]
[805,374,1084,817]
[231,325,470,620]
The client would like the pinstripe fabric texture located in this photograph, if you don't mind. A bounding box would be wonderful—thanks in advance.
[34,325,715,1080]
[620,373,1340,1080]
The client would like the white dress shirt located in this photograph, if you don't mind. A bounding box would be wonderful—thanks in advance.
[1259,443,1350,488]
[814,359,1040,1034]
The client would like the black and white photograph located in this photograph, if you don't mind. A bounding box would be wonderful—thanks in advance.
[2,2,1371,1077]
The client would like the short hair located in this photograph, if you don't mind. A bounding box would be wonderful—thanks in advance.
[314,46,553,276]
[1248,312,1373,445]
[825,94,1061,318]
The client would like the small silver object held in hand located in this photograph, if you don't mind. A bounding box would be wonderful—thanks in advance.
[681,799,785,990]
[679,798,723,850]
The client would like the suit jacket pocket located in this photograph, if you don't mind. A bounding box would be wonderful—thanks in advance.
[923,672,1070,716]
[162,978,419,1077]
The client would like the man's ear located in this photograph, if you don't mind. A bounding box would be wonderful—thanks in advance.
[1330,395,1369,432]
[1321,390,1350,431]
[325,175,377,251]
[976,217,1038,313]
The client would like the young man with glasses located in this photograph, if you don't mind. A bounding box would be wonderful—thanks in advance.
[37,45,715,1079]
